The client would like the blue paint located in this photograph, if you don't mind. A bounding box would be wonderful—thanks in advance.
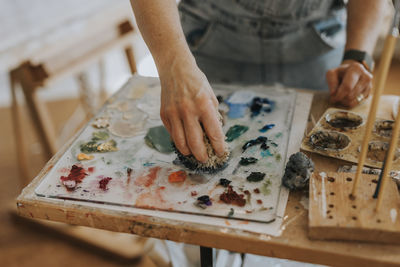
[259,124,275,133]
[260,149,273,158]
[227,103,248,119]
[143,162,155,167]
[226,90,255,119]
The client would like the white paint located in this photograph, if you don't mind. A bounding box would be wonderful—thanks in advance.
[319,172,327,218]
[390,208,398,223]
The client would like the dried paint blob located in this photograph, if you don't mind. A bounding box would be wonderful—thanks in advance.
[92,116,110,129]
[225,125,249,142]
[77,153,94,161]
[260,180,272,195]
[168,170,187,183]
[145,125,174,154]
[99,177,112,191]
[97,140,118,152]
[109,120,144,138]
[374,120,394,138]
[60,165,88,191]
[309,131,350,151]
[246,172,266,182]
[242,136,269,152]
[220,186,246,207]
[250,97,275,117]
[259,124,275,133]
[219,178,232,187]
[188,173,208,184]
[325,111,363,130]
[195,195,212,209]
[366,141,400,162]
[239,157,258,166]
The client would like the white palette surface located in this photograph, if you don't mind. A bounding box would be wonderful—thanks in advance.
[35,76,297,225]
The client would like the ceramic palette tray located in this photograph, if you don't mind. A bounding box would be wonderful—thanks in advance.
[301,107,400,170]
[35,78,296,223]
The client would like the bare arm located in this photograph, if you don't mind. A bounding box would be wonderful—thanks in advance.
[130,0,225,162]
[327,0,387,107]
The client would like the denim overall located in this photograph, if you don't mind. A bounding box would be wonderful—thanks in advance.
[178,0,346,90]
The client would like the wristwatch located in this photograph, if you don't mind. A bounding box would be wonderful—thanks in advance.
[342,49,374,72]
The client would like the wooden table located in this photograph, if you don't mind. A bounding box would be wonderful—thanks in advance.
[16,78,400,267]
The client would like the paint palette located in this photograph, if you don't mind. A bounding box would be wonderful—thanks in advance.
[35,77,297,223]
[301,108,400,170]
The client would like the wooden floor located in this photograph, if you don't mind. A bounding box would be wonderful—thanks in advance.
[1,61,399,266]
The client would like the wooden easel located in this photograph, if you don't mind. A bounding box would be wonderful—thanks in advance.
[10,19,137,188]
[309,6,400,244]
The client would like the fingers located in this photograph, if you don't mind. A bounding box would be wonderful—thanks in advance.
[331,68,360,104]
[168,113,191,156]
[182,113,208,163]
[201,106,226,157]
[326,69,340,96]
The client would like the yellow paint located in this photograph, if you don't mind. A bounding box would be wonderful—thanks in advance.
[77,153,94,161]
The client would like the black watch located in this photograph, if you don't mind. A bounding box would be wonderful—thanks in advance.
[342,49,374,72]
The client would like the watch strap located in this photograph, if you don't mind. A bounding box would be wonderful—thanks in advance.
[342,49,374,72]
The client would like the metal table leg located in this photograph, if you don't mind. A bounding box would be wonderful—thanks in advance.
[200,246,213,267]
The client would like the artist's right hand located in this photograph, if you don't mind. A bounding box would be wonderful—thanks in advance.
[158,56,226,163]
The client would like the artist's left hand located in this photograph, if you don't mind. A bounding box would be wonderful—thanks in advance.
[326,60,372,108]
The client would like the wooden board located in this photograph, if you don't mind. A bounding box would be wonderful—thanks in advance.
[309,172,400,244]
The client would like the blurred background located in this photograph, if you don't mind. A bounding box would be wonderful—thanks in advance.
[1,0,400,266]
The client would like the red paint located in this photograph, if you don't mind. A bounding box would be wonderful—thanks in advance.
[60,165,88,191]
[244,190,250,195]
[220,186,246,207]
[191,191,198,197]
[253,188,260,194]
[159,186,166,190]
[99,177,112,191]
[168,170,187,183]
[257,199,263,204]
[135,166,161,187]
[88,167,95,173]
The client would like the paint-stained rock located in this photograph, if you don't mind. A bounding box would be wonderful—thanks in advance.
[282,152,314,190]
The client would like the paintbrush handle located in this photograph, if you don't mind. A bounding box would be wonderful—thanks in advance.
[376,102,400,211]
[352,33,398,197]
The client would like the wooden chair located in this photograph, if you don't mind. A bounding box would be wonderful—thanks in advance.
[10,19,137,187]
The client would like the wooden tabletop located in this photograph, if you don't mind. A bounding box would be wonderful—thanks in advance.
[16,84,400,267]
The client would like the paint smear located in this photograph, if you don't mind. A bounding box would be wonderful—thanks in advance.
[60,165,88,191]
[134,166,161,187]
[220,186,246,207]
[168,170,187,183]
[77,153,94,161]
[135,187,169,209]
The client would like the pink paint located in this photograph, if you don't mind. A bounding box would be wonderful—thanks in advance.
[134,166,161,187]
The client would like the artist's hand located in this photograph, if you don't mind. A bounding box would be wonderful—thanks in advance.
[158,57,226,162]
[326,60,372,108]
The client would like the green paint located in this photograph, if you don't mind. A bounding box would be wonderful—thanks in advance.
[225,125,249,142]
[246,172,266,182]
[80,141,99,153]
[275,132,283,138]
[92,131,109,141]
[144,125,174,154]
[275,153,282,162]
[260,179,272,195]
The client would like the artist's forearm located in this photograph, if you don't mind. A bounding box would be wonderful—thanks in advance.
[345,0,387,54]
[130,0,195,72]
